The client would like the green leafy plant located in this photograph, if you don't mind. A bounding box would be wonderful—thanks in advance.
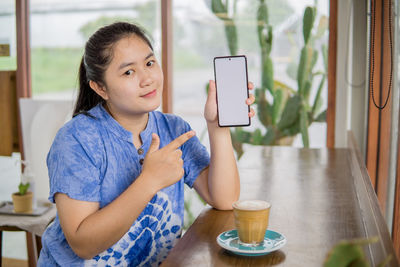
[17,182,30,196]
[324,237,392,267]
[14,160,32,196]
[210,0,328,158]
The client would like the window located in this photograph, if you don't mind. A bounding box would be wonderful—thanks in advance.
[29,0,160,99]
[173,0,329,149]
[0,0,17,70]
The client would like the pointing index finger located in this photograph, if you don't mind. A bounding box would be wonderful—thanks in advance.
[164,130,195,151]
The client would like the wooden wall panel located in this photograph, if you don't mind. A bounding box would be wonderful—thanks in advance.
[366,0,393,216]
[0,71,18,156]
[366,0,381,190]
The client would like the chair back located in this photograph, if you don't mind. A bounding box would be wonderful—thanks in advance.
[19,98,73,203]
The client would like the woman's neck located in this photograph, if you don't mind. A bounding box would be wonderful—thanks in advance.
[104,104,149,148]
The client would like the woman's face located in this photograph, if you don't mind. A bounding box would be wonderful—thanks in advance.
[97,35,163,118]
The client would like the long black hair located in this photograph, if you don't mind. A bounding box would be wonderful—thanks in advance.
[73,22,153,117]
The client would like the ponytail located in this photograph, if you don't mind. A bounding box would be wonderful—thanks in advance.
[73,57,104,117]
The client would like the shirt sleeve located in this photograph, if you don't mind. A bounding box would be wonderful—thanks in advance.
[180,122,210,188]
[47,126,102,203]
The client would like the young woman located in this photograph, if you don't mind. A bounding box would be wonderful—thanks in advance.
[38,22,255,266]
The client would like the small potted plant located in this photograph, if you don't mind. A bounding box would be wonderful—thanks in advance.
[11,160,33,213]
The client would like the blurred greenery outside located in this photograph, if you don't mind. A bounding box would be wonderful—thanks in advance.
[0,46,206,94]
[0,57,16,70]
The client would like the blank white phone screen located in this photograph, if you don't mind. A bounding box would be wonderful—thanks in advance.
[214,56,249,127]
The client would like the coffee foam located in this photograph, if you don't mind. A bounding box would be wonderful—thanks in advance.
[233,200,270,210]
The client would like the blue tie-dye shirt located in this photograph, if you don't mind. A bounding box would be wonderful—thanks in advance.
[38,104,210,267]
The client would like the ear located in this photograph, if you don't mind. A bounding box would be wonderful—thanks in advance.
[89,80,109,100]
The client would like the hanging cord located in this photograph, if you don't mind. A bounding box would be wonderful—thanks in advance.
[369,0,393,110]
[345,0,365,88]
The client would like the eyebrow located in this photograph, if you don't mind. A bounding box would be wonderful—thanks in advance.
[118,52,154,70]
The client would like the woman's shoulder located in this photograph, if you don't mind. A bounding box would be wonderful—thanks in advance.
[150,111,195,143]
[152,111,189,128]
[54,112,103,147]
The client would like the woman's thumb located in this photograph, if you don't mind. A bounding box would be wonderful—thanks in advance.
[207,80,216,99]
[148,133,160,153]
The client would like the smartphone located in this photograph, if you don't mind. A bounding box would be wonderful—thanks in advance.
[213,55,250,127]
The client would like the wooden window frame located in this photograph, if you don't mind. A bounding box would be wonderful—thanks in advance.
[15,0,31,160]
[362,0,398,259]
[161,0,173,113]
[327,0,337,148]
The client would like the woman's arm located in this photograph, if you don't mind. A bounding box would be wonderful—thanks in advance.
[55,174,156,259]
[193,80,254,210]
[56,131,194,259]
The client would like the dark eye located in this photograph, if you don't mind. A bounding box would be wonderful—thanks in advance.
[146,60,155,67]
[124,70,134,75]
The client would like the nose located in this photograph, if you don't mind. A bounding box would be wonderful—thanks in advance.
[139,69,153,88]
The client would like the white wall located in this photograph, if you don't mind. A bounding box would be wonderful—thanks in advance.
[349,0,368,155]
[335,0,368,154]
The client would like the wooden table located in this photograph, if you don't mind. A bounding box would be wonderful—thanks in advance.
[162,145,399,266]
[0,202,56,267]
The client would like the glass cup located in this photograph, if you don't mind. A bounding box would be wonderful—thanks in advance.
[232,200,271,246]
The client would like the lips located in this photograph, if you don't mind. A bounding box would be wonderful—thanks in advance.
[141,89,157,98]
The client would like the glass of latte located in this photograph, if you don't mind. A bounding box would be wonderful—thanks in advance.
[232,200,271,246]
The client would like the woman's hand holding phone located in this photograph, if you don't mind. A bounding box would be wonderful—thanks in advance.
[195,58,256,211]
[204,80,255,126]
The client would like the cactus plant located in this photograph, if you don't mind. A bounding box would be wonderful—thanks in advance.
[210,0,328,158]
[211,0,238,56]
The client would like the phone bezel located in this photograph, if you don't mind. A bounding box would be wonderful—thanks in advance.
[213,55,251,127]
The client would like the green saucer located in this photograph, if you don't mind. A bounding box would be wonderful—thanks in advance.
[216,229,286,256]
